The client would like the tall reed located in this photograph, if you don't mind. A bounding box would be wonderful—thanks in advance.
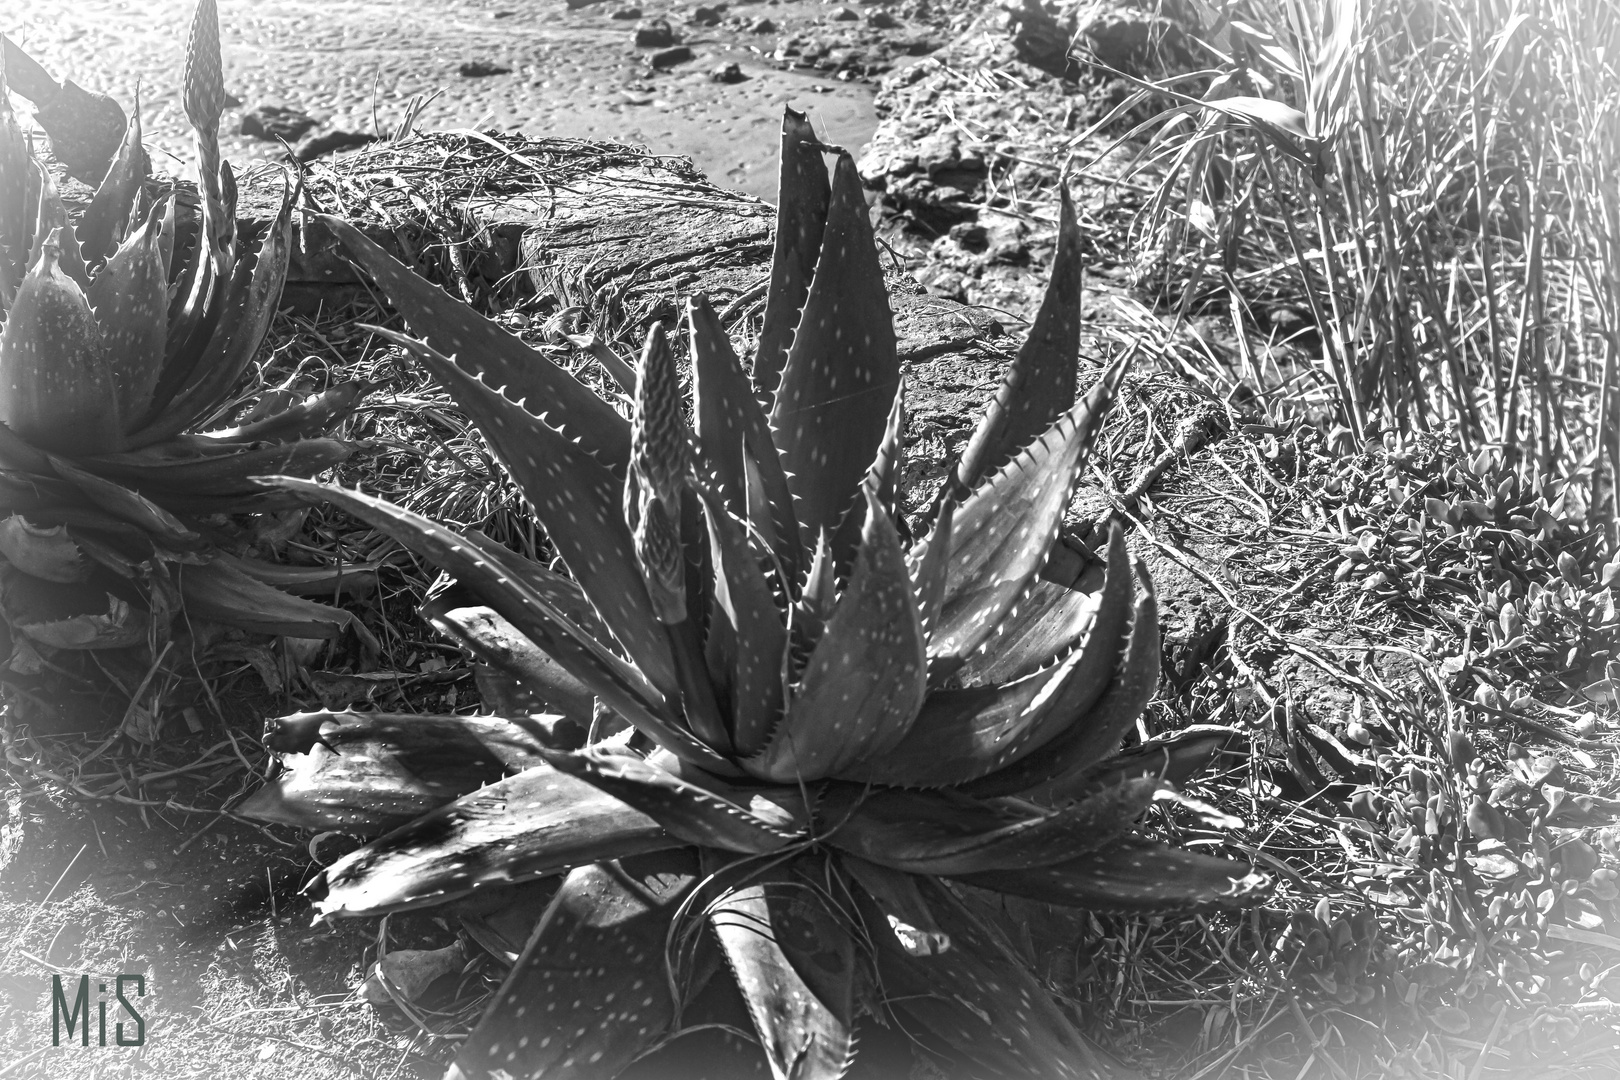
[1081,0,1620,520]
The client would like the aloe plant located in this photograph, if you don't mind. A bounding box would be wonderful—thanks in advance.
[0,0,370,656]
[248,110,1270,1080]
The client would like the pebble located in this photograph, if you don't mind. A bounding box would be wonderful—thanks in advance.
[457,59,511,77]
[710,62,744,83]
[634,18,677,47]
[650,45,695,68]
[867,10,898,29]
[750,17,776,33]
[830,7,859,21]
[689,5,722,25]
[239,103,317,142]
[610,7,642,18]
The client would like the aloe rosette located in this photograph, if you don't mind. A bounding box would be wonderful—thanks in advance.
[0,0,370,655]
[247,111,1270,1079]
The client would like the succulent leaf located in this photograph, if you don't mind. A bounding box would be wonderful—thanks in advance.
[0,567,148,650]
[864,528,1135,789]
[709,873,856,1080]
[827,782,1157,874]
[371,328,680,698]
[754,108,831,400]
[46,455,198,546]
[323,213,630,469]
[960,571,1100,686]
[422,595,597,725]
[839,856,951,956]
[316,765,677,918]
[749,489,925,782]
[926,363,1123,680]
[0,233,122,454]
[949,185,1085,494]
[542,747,805,854]
[75,95,147,268]
[861,876,1132,1080]
[693,482,788,757]
[0,514,87,582]
[950,835,1272,912]
[908,495,954,637]
[689,294,801,583]
[769,153,899,561]
[264,476,737,773]
[830,380,906,571]
[966,570,1159,800]
[240,710,553,833]
[204,379,374,443]
[834,646,1092,789]
[177,555,365,640]
[29,162,90,290]
[446,850,701,1080]
[86,435,357,502]
[86,201,168,427]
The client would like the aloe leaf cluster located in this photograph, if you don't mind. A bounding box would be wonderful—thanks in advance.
[250,110,1270,1079]
[0,0,369,658]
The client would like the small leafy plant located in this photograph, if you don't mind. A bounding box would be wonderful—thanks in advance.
[0,0,370,659]
[248,111,1270,1079]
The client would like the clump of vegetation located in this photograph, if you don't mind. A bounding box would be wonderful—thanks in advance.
[1100,0,1617,493]
[243,111,1270,1080]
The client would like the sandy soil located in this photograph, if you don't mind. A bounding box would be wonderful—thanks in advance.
[6,0,934,199]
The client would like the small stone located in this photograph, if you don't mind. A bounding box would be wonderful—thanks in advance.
[749,17,776,32]
[866,9,898,28]
[650,45,695,68]
[634,18,677,47]
[829,6,859,20]
[689,5,722,24]
[239,103,318,142]
[492,9,516,17]
[710,62,745,83]
[565,0,601,7]
[292,129,377,163]
[457,59,511,77]
[610,7,642,18]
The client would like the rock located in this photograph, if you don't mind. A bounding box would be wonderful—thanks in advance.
[710,62,745,83]
[689,5,722,25]
[0,38,126,183]
[565,0,602,7]
[293,128,378,162]
[239,104,318,142]
[610,7,642,18]
[650,45,695,68]
[830,6,859,21]
[458,59,512,77]
[749,17,776,32]
[1004,0,1077,79]
[1074,4,1191,75]
[867,9,898,29]
[634,18,677,47]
